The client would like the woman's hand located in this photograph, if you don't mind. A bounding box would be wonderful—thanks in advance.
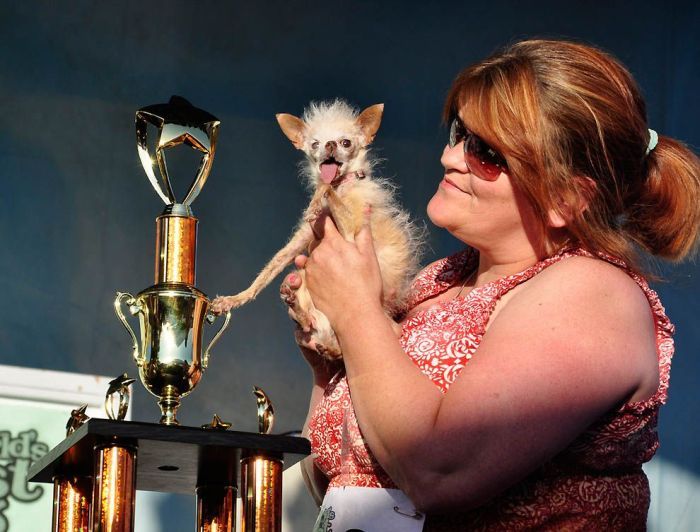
[304,209,384,333]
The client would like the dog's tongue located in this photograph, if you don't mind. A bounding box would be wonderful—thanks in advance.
[320,163,340,184]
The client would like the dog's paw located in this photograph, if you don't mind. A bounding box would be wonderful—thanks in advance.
[303,212,319,225]
[294,328,317,351]
[210,296,233,315]
[279,281,297,306]
[316,342,342,361]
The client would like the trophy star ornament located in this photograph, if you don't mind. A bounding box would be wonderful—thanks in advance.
[135,95,219,212]
[105,374,135,421]
[254,386,275,435]
[201,414,232,431]
[66,404,90,436]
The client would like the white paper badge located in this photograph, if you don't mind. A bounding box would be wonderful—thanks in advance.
[314,486,425,532]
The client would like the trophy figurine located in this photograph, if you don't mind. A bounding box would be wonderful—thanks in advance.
[115,96,230,426]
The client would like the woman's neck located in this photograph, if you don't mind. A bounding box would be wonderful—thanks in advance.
[473,249,539,287]
[469,226,573,287]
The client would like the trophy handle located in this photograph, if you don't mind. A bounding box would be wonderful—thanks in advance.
[114,292,145,367]
[202,310,231,369]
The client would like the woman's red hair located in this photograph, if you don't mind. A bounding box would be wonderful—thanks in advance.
[444,39,700,271]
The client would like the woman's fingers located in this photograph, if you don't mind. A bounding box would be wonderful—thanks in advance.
[294,254,308,269]
[322,214,342,242]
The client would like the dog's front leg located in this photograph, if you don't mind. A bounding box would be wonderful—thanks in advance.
[303,185,330,224]
[323,188,356,241]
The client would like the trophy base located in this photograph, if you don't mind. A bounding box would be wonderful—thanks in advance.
[158,384,181,426]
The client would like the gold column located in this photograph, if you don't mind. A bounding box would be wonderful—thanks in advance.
[196,485,236,532]
[155,214,198,285]
[240,455,283,532]
[91,443,137,532]
[51,476,92,532]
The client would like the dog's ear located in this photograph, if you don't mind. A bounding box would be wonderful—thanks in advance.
[357,104,384,146]
[276,113,306,149]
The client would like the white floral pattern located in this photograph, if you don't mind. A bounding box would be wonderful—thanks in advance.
[308,247,674,530]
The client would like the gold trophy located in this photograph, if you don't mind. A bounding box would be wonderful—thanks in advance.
[115,96,230,426]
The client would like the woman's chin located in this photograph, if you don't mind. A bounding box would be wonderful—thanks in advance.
[426,194,451,228]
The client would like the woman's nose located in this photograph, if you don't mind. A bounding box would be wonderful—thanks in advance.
[440,142,467,171]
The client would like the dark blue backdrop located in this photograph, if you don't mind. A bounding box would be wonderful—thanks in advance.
[1,1,697,528]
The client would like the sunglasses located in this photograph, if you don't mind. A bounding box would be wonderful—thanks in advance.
[448,118,508,181]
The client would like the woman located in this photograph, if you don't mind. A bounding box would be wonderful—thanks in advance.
[283,39,700,530]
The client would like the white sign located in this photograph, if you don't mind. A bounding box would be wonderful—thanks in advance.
[0,364,117,531]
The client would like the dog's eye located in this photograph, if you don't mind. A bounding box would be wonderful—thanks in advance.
[311,141,319,150]
[341,139,351,148]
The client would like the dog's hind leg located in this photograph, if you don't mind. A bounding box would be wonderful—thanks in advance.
[280,269,341,359]
[281,269,315,332]
[309,312,341,360]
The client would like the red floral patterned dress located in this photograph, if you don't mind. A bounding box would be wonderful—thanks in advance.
[308,248,674,531]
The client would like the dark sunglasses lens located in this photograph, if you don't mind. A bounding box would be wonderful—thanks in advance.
[465,134,507,180]
[449,119,466,148]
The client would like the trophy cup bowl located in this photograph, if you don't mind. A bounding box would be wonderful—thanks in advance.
[115,96,230,425]
[115,286,229,425]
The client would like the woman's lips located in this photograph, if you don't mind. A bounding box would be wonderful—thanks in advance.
[441,177,468,193]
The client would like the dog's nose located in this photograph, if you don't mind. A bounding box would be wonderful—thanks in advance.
[325,140,337,154]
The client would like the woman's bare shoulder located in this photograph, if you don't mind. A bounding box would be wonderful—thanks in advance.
[490,253,658,400]
[523,254,651,313]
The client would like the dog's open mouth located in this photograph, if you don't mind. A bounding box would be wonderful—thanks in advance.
[320,158,343,184]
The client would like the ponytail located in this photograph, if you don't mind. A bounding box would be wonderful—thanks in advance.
[624,137,700,260]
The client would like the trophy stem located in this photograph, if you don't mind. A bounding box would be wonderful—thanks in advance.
[155,214,198,285]
[158,385,181,426]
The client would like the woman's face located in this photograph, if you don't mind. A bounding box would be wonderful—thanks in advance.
[426,121,543,255]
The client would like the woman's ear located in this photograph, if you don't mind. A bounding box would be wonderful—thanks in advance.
[547,208,569,228]
[547,176,597,228]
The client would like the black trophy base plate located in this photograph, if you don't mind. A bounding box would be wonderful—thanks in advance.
[27,418,310,494]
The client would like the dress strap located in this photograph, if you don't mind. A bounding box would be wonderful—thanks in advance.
[485,247,581,298]
[405,248,477,309]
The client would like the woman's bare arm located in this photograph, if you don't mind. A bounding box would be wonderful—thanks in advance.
[300,376,332,507]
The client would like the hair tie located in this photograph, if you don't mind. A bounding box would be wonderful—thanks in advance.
[646,128,658,155]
